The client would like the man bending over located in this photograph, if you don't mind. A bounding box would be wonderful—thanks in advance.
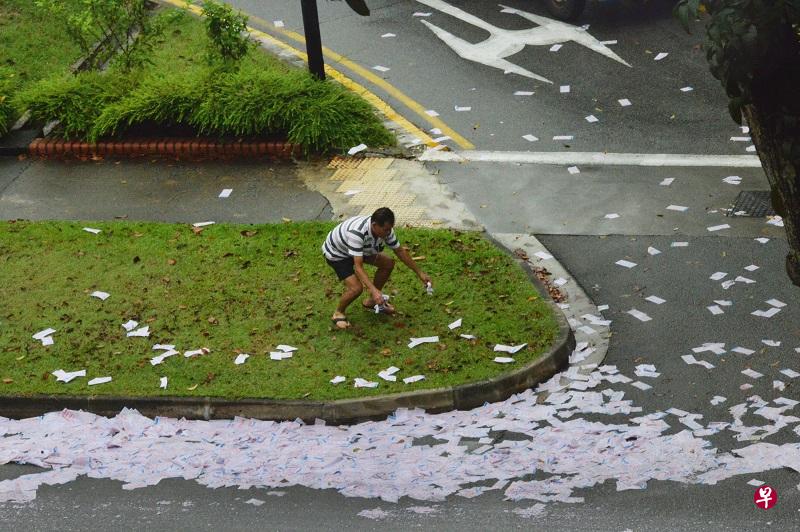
[322,207,432,329]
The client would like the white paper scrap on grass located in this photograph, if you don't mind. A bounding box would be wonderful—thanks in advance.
[627,309,651,322]
[348,144,367,155]
[707,224,731,232]
[585,115,599,123]
[82,227,101,234]
[90,291,110,300]
[152,344,174,351]
[127,326,150,338]
[567,166,580,174]
[122,320,138,332]
[381,33,396,38]
[234,354,249,365]
[549,44,562,52]
[150,350,178,366]
[671,242,689,247]
[454,106,472,112]
[493,357,515,364]
[275,345,298,353]
[494,343,527,354]
[755,237,770,244]
[354,378,378,388]
[707,305,724,315]
[723,176,742,185]
[647,246,661,255]
[731,347,754,355]
[33,328,56,340]
[330,376,346,385]
[714,300,732,306]
[659,178,675,186]
[742,369,763,379]
[372,65,390,72]
[560,85,570,93]
[52,369,86,383]
[88,376,112,386]
[269,351,292,360]
[425,109,439,117]
[218,189,232,198]
[616,260,637,269]
[39,335,53,346]
[184,348,210,358]
[522,134,539,142]
[604,213,620,219]
[378,371,397,382]
[762,339,781,346]
[159,377,167,389]
[408,336,439,349]
[514,91,534,96]
[403,375,425,384]
[710,272,727,281]
[780,369,800,379]
[680,86,694,92]
[710,396,726,405]
[654,52,668,61]
[448,318,462,330]
[460,334,476,340]
[192,221,215,227]
[774,380,786,391]
[666,205,688,212]
[645,295,666,305]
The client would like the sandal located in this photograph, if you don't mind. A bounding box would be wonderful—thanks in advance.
[331,316,351,329]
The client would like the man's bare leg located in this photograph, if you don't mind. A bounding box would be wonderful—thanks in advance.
[362,253,395,313]
[332,275,362,329]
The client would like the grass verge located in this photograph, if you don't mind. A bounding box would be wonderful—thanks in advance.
[16,6,394,152]
[0,220,559,401]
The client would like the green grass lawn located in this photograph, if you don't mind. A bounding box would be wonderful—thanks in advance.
[0,221,559,400]
[0,0,83,134]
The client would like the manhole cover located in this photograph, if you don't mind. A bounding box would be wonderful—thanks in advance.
[728,190,775,217]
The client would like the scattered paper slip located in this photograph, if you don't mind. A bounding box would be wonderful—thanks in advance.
[707,305,724,315]
[425,109,439,117]
[553,278,567,287]
[567,166,580,174]
[348,144,367,155]
[654,52,668,61]
[159,377,168,389]
[559,85,570,93]
[494,343,527,354]
[354,378,378,388]
[493,357,515,364]
[52,369,86,383]
[192,221,215,227]
[269,352,292,361]
[454,106,472,112]
[780,369,800,379]
[88,376,112,386]
[742,369,763,379]
[122,320,138,332]
[731,347,754,355]
[245,498,265,506]
[448,318,462,330]
[585,115,599,123]
[234,354,249,365]
[666,205,688,212]
[184,348,210,358]
[681,354,714,369]
[372,65,390,72]
[381,33,396,38]
[755,237,770,244]
[604,213,620,219]
[615,260,637,268]
[722,176,742,185]
[710,396,726,405]
[659,178,674,186]
[710,272,727,281]
[707,224,731,232]
[218,189,232,198]
[680,86,694,92]
[514,91,534,96]
[534,251,553,260]
[403,375,425,384]
[33,328,56,340]
[645,295,665,305]
[522,134,539,142]
[713,300,732,306]
[273,20,284,27]
[671,242,689,247]
[627,309,651,322]
[553,135,574,140]
[647,247,661,255]
[744,264,760,272]
[276,345,298,353]
[601,40,617,45]
[408,336,439,349]
[82,227,101,234]
[127,326,150,338]
[549,44,562,52]
[630,381,652,391]
[460,334,476,340]
[618,99,632,107]
[330,376,346,385]
[378,371,397,382]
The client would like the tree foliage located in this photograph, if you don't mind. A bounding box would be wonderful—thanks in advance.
[201,0,254,65]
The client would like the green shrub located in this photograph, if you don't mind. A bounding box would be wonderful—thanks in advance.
[201,0,253,65]
[17,70,135,139]
[0,67,20,136]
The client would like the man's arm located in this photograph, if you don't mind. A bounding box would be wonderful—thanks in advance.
[393,246,431,286]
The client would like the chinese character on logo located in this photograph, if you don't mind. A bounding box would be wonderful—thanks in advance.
[753,485,777,509]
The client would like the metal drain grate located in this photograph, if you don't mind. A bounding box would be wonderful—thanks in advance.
[728,190,775,217]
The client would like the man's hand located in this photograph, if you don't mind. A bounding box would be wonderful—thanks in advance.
[370,287,384,307]
[419,271,431,287]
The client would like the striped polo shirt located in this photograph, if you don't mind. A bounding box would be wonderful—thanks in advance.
[322,215,400,261]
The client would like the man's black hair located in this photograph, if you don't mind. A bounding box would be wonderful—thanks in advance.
[371,207,395,226]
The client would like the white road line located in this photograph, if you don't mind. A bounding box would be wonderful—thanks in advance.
[419,150,763,167]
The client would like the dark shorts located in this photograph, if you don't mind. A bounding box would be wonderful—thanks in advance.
[326,255,376,281]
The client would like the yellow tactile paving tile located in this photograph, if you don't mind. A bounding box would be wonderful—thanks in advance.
[329,168,398,182]
[348,193,416,207]
[335,181,404,194]
[327,156,394,170]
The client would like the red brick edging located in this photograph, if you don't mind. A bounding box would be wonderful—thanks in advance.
[28,138,302,160]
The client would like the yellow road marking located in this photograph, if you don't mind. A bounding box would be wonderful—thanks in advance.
[161,0,473,150]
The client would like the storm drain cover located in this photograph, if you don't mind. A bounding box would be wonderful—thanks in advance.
[728,190,775,217]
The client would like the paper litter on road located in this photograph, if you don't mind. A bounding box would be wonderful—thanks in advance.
[634,365,659,378]
[780,369,800,379]
[454,106,472,112]
[82,227,101,234]
[354,378,378,388]
[90,291,110,300]
[494,343,527,354]
[766,299,786,308]
[709,272,727,281]
[549,44,562,52]
[372,65,390,72]
[348,144,367,155]
[645,296,665,304]
[647,247,661,255]
[671,242,689,247]
[630,381,652,391]
[585,115,599,123]
[681,354,714,369]
[567,166,580,174]
[618,99,632,107]
[234,354,250,365]
[762,339,781,346]
[742,369,763,379]
[330,376,346,385]
[692,343,726,355]
[604,213,620,219]
[774,380,786,391]
[722,176,742,185]
[448,318,462,330]
[424,109,439,117]
[626,309,651,322]
[381,33,395,38]
[514,91,534,96]
[731,347,754,355]
[744,264,760,271]
[615,260,637,269]
[553,135,574,140]
[666,205,688,212]
[88,376,112,386]
[680,86,694,92]
[493,357,515,364]
[735,276,756,284]
[402,375,425,384]
[710,396,726,405]
[127,326,150,338]
[245,498,265,506]
[659,178,674,186]
[408,336,439,349]
[654,52,668,61]
[218,189,232,198]
[752,307,781,318]
[707,305,724,316]
[522,134,539,142]
[755,237,770,244]
[52,369,86,383]
[707,224,731,232]
[559,85,570,93]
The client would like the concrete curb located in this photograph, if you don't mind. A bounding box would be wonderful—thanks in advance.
[27,138,302,160]
[0,235,573,425]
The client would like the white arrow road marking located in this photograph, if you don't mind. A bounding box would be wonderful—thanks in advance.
[419,150,763,167]
[415,0,630,83]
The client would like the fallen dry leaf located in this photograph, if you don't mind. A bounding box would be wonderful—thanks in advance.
[168,258,177,265]
[241,230,257,237]
[187,384,198,391]
[412,256,426,261]
[3,378,13,384]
